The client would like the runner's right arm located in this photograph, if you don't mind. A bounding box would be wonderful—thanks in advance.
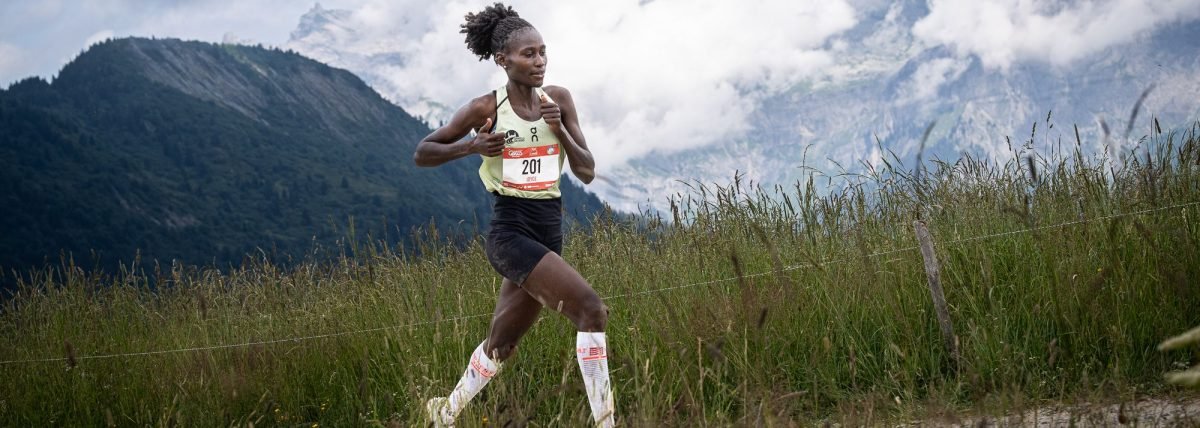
[414,95,505,167]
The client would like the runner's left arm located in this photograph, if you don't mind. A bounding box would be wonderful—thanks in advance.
[541,86,595,184]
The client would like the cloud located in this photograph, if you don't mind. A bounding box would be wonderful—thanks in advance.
[85,30,115,48]
[288,0,858,168]
[536,0,856,166]
[26,0,64,19]
[913,0,1200,69]
[0,42,27,85]
[895,57,971,104]
[0,0,364,85]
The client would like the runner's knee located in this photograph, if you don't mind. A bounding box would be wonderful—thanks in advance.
[573,298,608,332]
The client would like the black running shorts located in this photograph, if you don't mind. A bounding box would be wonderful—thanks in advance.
[484,193,563,285]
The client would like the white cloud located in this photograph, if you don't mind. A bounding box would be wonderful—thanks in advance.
[0,42,27,85]
[288,0,858,168]
[536,0,856,166]
[913,0,1200,69]
[122,1,361,45]
[0,0,364,84]
[896,57,971,104]
[85,30,115,48]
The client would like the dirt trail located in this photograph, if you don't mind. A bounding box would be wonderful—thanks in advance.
[907,396,1200,427]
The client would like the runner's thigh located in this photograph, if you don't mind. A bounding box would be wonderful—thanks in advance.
[520,252,604,323]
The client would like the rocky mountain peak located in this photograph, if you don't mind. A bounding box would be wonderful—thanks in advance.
[58,37,402,141]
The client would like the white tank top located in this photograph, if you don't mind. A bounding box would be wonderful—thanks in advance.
[477,85,565,199]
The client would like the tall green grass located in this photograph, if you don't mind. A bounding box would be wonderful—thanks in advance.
[2,123,1199,426]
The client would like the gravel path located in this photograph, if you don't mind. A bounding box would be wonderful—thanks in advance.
[905,396,1200,427]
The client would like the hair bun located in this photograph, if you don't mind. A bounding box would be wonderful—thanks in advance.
[461,2,532,61]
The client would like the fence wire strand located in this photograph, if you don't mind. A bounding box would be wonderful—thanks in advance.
[2,200,1196,365]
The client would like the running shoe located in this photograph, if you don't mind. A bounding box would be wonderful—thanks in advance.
[425,397,455,427]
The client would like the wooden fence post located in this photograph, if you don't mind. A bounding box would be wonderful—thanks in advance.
[914,220,960,370]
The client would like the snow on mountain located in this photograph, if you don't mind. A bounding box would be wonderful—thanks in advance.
[286,3,458,125]
[600,1,1200,211]
[285,1,1200,212]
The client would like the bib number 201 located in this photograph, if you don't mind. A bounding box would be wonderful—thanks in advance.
[502,144,559,191]
[521,158,542,175]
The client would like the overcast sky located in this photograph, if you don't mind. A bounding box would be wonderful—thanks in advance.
[3,0,1198,170]
[5,0,1198,86]
[0,0,364,85]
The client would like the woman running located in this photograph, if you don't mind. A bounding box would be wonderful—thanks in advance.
[412,3,614,427]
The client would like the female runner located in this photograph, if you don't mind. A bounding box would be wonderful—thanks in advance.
[413,3,614,427]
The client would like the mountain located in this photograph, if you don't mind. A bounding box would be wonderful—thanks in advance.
[284,1,1200,211]
[593,1,1200,207]
[0,37,606,275]
[287,3,455,125]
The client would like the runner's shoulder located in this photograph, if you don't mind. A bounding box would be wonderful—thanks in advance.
[467,91,499,113]
[454,92,498,124]
[542,85,573,102]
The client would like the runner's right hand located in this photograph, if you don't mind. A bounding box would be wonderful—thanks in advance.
[471,118,505,157]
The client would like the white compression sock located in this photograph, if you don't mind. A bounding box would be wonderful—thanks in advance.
[576,332,615,427]
[446,341,501,417]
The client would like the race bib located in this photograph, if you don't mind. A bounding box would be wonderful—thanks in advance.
[502,144,560,191]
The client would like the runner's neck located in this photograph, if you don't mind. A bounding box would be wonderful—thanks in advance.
[505,81,541,115]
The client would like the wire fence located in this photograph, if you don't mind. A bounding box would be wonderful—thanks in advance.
[1,199,1196,366]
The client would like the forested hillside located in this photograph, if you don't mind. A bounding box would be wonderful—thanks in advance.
[0,37,605,276]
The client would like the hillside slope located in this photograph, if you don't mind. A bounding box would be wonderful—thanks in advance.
[0,37,605,274]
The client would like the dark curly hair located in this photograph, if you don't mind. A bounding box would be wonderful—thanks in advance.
[461,2,534,61]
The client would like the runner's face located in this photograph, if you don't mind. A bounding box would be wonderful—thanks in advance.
[500,29,546,87]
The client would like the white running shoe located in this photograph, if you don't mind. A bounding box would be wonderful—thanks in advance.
[425,397,455,427]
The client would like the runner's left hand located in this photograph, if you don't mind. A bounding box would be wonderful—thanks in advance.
[540,94,562,133]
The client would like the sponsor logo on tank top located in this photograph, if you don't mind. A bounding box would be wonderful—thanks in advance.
[505,129,524,145]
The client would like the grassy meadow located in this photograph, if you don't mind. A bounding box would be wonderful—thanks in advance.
[2,123,1200,426]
